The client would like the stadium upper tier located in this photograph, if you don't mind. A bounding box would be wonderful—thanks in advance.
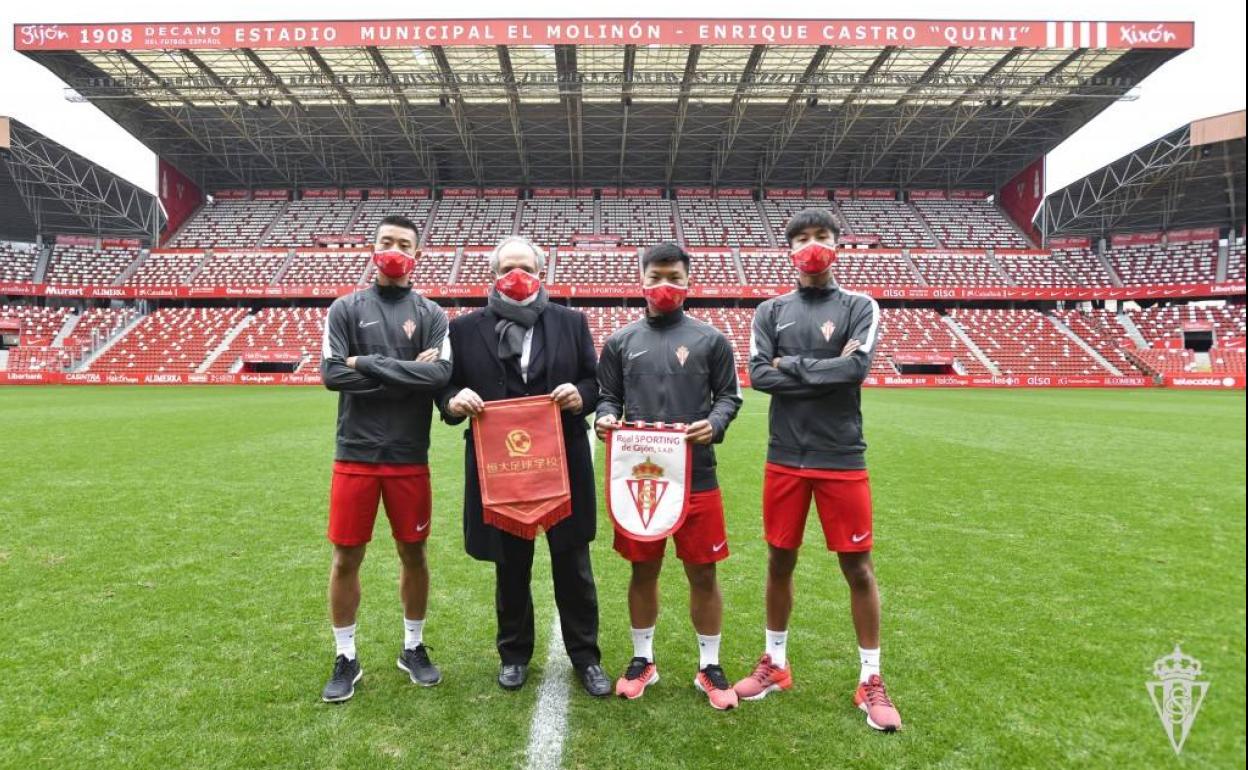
[161,194,1031,250]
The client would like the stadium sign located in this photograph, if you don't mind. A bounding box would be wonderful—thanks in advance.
[14,19,1194,51]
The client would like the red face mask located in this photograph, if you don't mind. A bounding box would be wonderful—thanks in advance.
[373,249,415,280]
[643,281,688,314]
[495,268,541,302]
[790,241,837,275]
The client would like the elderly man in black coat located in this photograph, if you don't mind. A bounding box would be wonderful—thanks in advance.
[437,235,609,697]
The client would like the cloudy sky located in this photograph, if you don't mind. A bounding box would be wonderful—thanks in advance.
[2,0,1242,195]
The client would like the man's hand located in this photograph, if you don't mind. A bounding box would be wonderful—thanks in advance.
[415,347,439,363]
[841,338,862,357]
[772,357,781,369]
[550,383,583,413]
[685,419,715,445]
[447,387,485,417]
[346,356,358,369]
[594,414,619,441]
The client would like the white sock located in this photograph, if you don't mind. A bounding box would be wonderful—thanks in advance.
[333,623,357,661]
[697,633,721,669]
[859,646,881,683]
[766,628,789,668]
[403,617,425,650]
[631,626,655,662]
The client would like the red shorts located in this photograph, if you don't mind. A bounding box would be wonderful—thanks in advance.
[327,461,432,546]
[614,488,729,564]
[763,463,873,552]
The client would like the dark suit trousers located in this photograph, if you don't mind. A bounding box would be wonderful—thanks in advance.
[494,534,601,670]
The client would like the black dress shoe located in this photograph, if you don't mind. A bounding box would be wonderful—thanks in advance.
[498,663,528,690]
[577,664,611,697]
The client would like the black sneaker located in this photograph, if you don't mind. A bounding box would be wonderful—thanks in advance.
[321,655,362,703]
[397,644,442,686]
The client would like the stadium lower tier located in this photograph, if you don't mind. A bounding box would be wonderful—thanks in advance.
[2,302,1243,388]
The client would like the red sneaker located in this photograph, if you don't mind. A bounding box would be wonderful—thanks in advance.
[854,674,901,732]
[614,657,659,700]
[733,654,793,701]
[694,665,739,710]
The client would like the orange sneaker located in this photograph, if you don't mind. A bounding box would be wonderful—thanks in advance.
[615,657,659,699]
[694,665,739,710]
[733,654,792,701]
[854,674,901,732]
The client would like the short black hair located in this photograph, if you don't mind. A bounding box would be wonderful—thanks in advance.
[784,207,840,245]
[641,242,691,272]
[376,214,419,240]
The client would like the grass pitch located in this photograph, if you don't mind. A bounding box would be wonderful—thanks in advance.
[0,386,1243,769]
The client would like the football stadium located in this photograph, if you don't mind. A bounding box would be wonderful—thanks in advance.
[1,12,1244,770]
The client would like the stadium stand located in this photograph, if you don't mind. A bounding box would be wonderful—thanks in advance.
[167,199,285,249]
[1050,247,1117,287]
[424,198,519,246]
[836,199,932,248]
[761,198,840,245]
[191,251,287,286]
[349,198,437,240]
[949,308,1111,375]
[872,308,990,376]
[995,251,1079,286]
[61,307,138,360]
[0,241,40,282]
[89,307,248,373]
[208,307,328,373]
[738,249,792,285]
[281,251,371,286]
[552,250,639,285]
[913,200,1030,249]
[678,198,772,247]
[1058,309,1146,375]
[1225,241,1245,281]
[910,251,1009,286]
[686,250,740,286]
[263,198,358,247]
[1107,242,1219,285]
[1128,303,1246,345]
[832,251,919,287]
[453,249,497,286]
[44,245,139,286]
[600,199,677,244]
[0,305,69,346]
[518,198,596,247]
[124,251,204,287]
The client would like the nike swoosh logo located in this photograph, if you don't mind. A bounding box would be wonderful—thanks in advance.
[776,321,796,331]
[628,350,648,359]
[359,320,380,328]
[851,532,870,543]
[416,522,430,532]
[711,541,727,552]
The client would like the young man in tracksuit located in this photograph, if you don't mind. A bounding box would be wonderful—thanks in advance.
[734,208,902,732]
[595,242,743,710]
[318,215,452,703]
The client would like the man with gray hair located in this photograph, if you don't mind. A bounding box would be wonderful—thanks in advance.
[437,236,610,697]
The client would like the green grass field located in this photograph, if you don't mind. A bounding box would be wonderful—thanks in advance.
[0,387,1244,769]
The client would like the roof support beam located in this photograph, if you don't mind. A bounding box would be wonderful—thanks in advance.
[616,45,636,186]
[430,45,484,187]
[304,47,388,184]
[367,46,438,186]
[855,47,958,184]
[238,48,339,183]
[710,44,766,187]
[116,51,251,187]
[495,46,531,187]
[664,45,702,188]
[801,47,896,187]
[555,45,583,184]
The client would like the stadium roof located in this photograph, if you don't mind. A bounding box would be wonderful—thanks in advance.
[1042,110,1246,238]
[16,18,1193,193]
[0,116,161,241]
